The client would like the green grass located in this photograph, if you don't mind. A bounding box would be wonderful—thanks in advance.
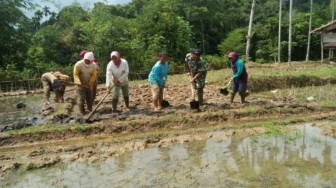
[7,124,69,135]
[263,123,283,135]
[238,105,268,116]
[6,122,98,135]
[74,125,94,133]
[125,61,336,90]
[321,100,336,109]
[152,113,182,124]
[26,163,38,171]
[239,116,310,135]
[160,61,336,85]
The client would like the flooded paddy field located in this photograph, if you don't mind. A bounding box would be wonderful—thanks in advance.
[1,66,336,187]
[1,124,335,187]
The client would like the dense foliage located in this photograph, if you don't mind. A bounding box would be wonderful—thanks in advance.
[0,0,333,80]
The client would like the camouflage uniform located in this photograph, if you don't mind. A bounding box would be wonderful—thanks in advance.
[185,53,207,103]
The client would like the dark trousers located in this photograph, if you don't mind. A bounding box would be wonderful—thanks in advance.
[232,82,247,93]
[77,88,93,114]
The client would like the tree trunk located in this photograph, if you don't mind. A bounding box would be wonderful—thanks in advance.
[333,0,335,21]
[288,0,293,66]
[306,0,313,62]
[201,20,205,54]
[246,0,256,63]
[278,0,282,63]
[321,35,324,64]
[330,0,335,58]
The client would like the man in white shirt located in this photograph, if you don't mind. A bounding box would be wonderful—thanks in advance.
[106,51,129,112]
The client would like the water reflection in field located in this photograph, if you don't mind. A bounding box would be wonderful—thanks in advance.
[3,124,336,187]
[0,95,44,130]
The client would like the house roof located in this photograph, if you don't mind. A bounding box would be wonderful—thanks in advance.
[311,20,336,34]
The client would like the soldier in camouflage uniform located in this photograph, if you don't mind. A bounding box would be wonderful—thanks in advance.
[185,48,207,104]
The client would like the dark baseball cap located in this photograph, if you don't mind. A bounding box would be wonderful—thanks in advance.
[191,48,201,57]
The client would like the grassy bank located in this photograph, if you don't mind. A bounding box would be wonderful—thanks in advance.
[132,61,336,92]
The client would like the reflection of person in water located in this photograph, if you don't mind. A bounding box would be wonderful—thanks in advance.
[322,137,332,169]
[115,152,132,170]
[186,140,207,166]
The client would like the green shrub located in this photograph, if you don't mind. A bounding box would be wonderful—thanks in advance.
[203,55,230,70]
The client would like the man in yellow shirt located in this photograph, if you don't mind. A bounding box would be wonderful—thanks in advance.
[73,52,97,115]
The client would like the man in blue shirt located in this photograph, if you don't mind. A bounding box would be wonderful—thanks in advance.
[148,52,169,111]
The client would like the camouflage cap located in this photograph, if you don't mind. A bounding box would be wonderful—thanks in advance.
[191,48,201,57]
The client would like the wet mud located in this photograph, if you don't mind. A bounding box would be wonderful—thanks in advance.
[1,83,335,146]
[1,124,336,187]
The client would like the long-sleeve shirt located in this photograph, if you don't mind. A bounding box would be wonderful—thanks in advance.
[148,61,168,87]
[41,72,58,83]
[185,53,207,75]
[106,58,129,87]
[73,60,97,89]
[231,59,244,79]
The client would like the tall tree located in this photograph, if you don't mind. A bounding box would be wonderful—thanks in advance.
[0,0,33,69]
[288,0,293,66]
[330,0,335,58]
[306,0,313,61]
[278,0,282,62]
[246,0,256,62]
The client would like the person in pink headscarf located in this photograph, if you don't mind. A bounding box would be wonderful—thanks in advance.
[106,51,129,112]
[228,52,249,103]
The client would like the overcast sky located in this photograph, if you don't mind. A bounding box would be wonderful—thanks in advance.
[24,0,133,18]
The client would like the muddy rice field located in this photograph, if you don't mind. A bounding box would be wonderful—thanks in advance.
[1,63,336,187]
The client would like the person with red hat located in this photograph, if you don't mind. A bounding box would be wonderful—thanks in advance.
[92,57,100,100]
[228,52,249,103]
[79,50,90,58]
